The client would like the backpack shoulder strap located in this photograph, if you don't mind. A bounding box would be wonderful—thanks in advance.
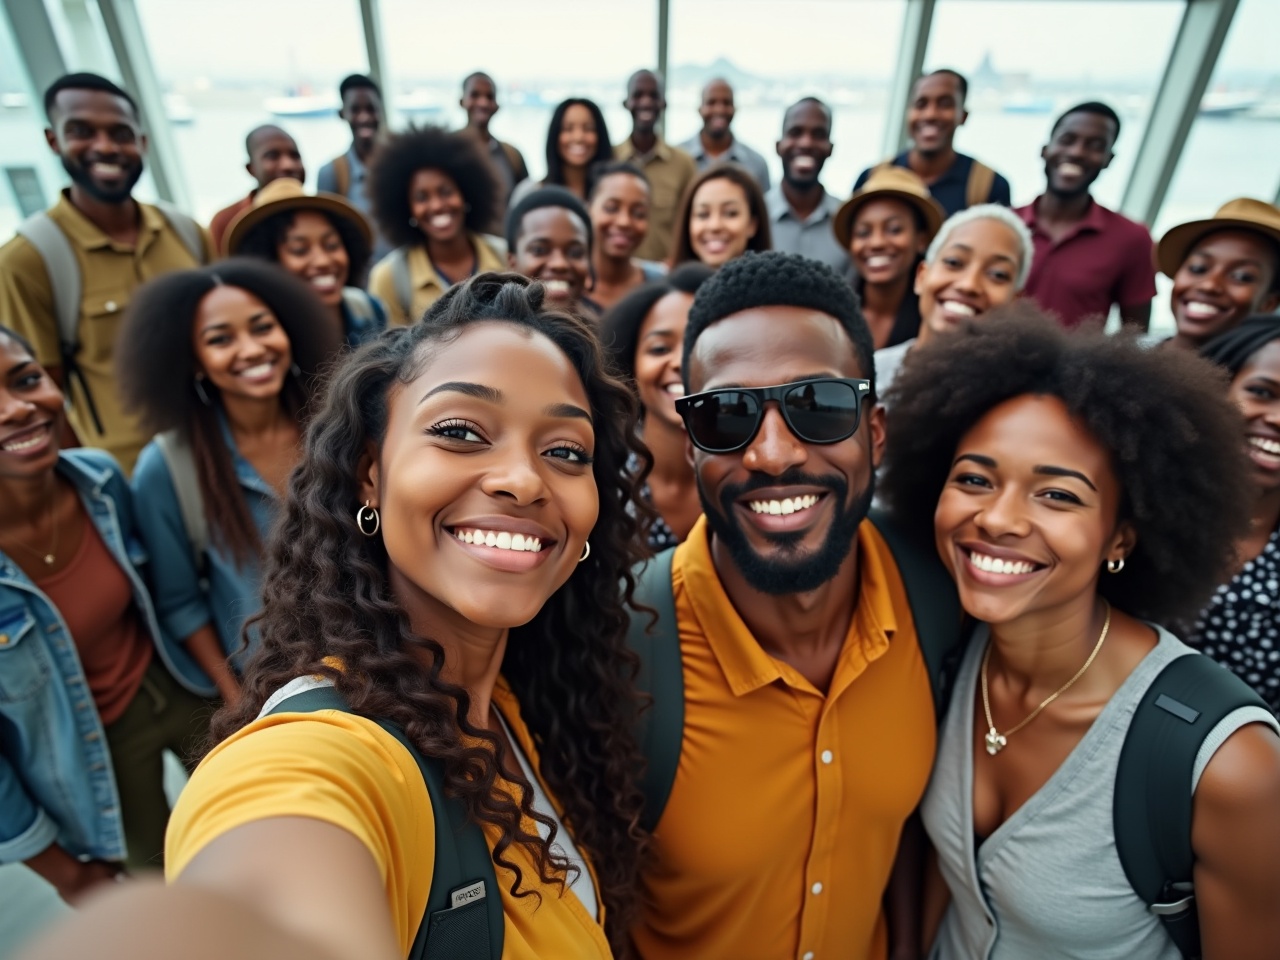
[153,430,209,578]
[966,159,997,209]
[1114,652,1270,960]
[17,212,80,360]
[389,247,414,321]
[267,685,502,960]
[341,286,375,325]
[500,142,528,183]
[151,200,207,264]
[625,547,684,833]
[867,509,965,719]
[333,153,351,198]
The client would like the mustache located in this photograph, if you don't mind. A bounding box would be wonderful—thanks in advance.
[718,469,847,507]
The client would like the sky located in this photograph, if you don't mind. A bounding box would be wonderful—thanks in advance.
[113,0,1280,90]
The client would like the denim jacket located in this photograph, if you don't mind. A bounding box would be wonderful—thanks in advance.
[131,415,279,692]
[341,287,388,347]
[0,449,197,864]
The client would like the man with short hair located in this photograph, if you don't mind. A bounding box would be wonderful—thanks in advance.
[765,98,854,282]
[678,78,770,191]
[460,71,528,229]
[614,69,696,263]
[0,72,212,473]
[855,69,1010,217]
[631,251,959,960]
[208,124,304,254]
[317,73,390,259]
[1016,102,1155,330]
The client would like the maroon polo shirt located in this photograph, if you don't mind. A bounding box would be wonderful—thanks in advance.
[209,191,256,256]
[1016,196,1156,329]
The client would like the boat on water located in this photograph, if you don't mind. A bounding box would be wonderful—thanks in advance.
[264,91,340,118]
[1199,91,1260,118]
[164,93,195,125]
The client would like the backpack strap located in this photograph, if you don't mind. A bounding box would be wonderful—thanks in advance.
[625,547,684,833]
[965,160,996,209]
[153,430,209,579]
[500,142,529,185]
[389,247,414,322]
[15,212,106,433]
[267,684,502,960]
[1114,653,1271,960]
[867,509,965,719]
[151,200,207,264]
[341,287,376,326]
[333,153,351,198]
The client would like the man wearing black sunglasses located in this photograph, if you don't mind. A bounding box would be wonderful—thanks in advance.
[631,252,961,960]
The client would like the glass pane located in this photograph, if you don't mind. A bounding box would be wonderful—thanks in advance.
[380,0,657,184]
[134,0,368,221]
[0,12,66,236]
[668,0,906,193]
[925,0,1183,210]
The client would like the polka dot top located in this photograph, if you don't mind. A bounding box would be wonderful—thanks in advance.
[1188,527,1280,711]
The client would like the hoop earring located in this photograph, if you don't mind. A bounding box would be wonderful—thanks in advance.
[578,541,591,563]
[356,501,381,537]
[1106,558,1125,574]
[408,216,418,227]
[193,376,212,406]
[290,362,302,379]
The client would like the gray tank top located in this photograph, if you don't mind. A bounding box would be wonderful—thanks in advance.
[922,625,1278,960]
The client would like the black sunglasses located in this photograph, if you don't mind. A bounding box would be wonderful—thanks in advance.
[675,378,872,454]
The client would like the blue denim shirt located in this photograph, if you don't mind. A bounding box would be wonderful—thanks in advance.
[131,417,279,693]
[0,449,194,864]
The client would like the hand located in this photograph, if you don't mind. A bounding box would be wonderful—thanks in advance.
[25,844,123,906]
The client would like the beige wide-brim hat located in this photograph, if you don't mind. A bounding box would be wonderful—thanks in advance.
[223,177,373,258]
[832,165,946,251]
[1156,197,1280,278]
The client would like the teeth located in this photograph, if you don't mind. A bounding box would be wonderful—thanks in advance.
[430,214,453,228]
[2,431,47,452]
[665,384,685,397]
[92,163,122,175]
[941,301,977,318]
[311,275,338,289]
[543,280,570,294]
[866,255,893,268]
[1058,162,1084,176]
[1250,436,1280,456]
[967,550,1036,576]
[748,494,820,515]
[454,528,542,552]
[1183,301,1220,319]
[792,157,816,172]
[239,363,273,378]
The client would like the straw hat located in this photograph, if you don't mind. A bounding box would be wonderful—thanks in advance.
[832,166,946,251]
[223,177,373,257]
[1156,197,1280,279]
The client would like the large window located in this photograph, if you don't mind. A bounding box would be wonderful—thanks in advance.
[380,0,657,184]
[924,0,1183,210]
[668,0,906,194]
[135,0,369,221]
[0,13,61,237]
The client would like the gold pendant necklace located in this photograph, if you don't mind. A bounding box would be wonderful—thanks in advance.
[1,479,59,567]
[980,601,1111,756]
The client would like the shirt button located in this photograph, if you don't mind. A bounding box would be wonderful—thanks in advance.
[811,882,823,895]
[104,300,118,312]
[0,634,8,646]
[802,953,815,960]
[820,750,833,764]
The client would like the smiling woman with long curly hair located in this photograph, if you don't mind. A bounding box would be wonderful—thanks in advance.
[27,273,653,960]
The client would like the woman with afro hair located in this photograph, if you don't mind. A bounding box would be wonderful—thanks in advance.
[879,304,1280,959]
[368,125,508,326]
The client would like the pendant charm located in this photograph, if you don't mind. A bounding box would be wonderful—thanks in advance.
[42,554,54,565]
[985,727,1007,756]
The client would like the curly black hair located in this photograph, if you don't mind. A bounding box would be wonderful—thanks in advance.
[669,163,773,268]
[214,273,649,952]
[600,262,714,384]
[367,125,500,249]
[1200,314,1280,377]
[682,250,873,395]
[544,98,614,188]
[116,259,341,564]
[879,302,1255,626]
[232,208,372,289]
[505,184,594,254]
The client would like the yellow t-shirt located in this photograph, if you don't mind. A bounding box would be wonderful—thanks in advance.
[166,681,610,959]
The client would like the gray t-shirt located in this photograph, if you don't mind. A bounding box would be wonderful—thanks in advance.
[923,625,1278,960]
[874,338,914,402]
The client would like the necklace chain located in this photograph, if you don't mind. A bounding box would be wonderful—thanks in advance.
[980,601,1112,756]
[0,478,59,566]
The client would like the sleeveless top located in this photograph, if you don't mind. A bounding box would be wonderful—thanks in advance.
[922,625,1279,960]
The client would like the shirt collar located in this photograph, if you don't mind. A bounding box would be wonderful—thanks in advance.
[679,516,897,697]
[620,134,673,164]
[767,186,839,225]
[52,189,165,253]
[1022,195,1109,241]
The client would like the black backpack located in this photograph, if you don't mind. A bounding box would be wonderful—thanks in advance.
[624,509,965,833]
[1114,652,1273,959]
[267,686,502,960]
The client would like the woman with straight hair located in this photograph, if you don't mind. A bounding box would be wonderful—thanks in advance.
[20,273,650,960]
[510,98,614,209]
[668,163,771,269]
[588,161,666,312]
[119,260,339,705]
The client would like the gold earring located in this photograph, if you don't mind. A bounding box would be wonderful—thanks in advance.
[356,500,380,537]
[1106,558,1125,574]
[578,541,591,563]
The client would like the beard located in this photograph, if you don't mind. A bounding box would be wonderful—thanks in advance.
[700,467,875,596]
[62,155,143,204]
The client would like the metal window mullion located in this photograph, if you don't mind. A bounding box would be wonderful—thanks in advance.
[1,0,69,101]
[881,0,936,160]
[358,0,388,113]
